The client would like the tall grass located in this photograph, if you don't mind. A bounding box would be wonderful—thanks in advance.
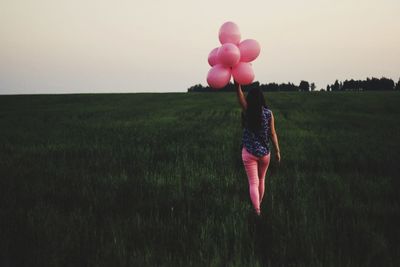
[0,92,399,266]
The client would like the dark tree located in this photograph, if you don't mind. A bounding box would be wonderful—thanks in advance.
[331,80,340,91]
[381,77,395,90]
[342,79,361,91]
[326,85,331,91]
[396,79,400,90]
[310,82,316,91]
[187,84,206,92]
[299,80,310,92]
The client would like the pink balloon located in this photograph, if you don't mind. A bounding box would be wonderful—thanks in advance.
[208,47,220,66]
[239,39,261,62]
[232,62,254,85]
[218,21,241,45]
[207,64,231,89]
[217,43,240,67]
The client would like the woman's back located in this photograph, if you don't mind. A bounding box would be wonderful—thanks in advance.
[242,106,272,157]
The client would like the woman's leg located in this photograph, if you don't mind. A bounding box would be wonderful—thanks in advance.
[258,153,271,204]
[242,147,261,215]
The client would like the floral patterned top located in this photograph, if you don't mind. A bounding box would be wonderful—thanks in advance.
[242,106,272,157]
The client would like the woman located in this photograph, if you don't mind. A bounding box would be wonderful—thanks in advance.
[235,82,281,216]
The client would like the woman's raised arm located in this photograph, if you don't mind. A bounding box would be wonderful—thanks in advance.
[235,81,247,110]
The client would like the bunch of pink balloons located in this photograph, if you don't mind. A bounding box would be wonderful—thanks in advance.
[207,21,261,89]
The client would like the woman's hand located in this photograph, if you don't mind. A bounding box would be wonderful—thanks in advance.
[276,150,281,163]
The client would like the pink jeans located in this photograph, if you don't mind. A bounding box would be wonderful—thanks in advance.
[242,147,271,215]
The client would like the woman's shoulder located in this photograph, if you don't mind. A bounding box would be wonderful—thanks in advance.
[262,105,271,111]
[263,106,273,117]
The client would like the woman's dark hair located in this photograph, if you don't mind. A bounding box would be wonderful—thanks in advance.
[242,87,266,131]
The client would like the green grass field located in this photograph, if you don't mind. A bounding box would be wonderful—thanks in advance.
[1,92,399,266]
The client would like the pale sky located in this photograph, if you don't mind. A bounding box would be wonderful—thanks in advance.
[1,0,399,94]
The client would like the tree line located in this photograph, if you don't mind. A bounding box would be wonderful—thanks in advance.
[326,77,399,91]
[187,77,400,92]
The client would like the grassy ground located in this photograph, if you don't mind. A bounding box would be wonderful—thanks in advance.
[0,91,399,266]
